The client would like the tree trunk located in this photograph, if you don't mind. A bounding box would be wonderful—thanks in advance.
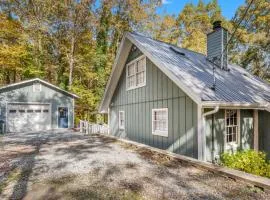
[68,36,75,88]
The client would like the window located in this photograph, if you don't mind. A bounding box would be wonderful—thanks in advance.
[9,110,16,113]
[19,110,25,113]
[225,109,239,144]
[33,83,42,92]
[126,56,146,90]
[35,110,42,113]
[27,110,34,113]
[152,108,168,137]
[119,111,125,130]
[59,107,68,118]
[43,109,49,113]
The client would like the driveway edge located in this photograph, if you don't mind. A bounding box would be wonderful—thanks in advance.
[100,134,270,192]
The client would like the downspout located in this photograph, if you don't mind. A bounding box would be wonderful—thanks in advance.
[202,106,219,161]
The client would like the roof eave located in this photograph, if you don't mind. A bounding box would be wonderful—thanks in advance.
[202,101,270,111]
[0,78,79,99]
[99,32,133,113]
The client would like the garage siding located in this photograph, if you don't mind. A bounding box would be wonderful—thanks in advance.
[109,47,198,159]
[0,82,74,132]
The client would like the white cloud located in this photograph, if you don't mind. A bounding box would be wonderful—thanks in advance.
[162,0,172,5]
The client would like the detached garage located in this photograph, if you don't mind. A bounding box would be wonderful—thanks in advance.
[0,78,78,133]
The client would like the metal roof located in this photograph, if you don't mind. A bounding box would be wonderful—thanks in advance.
[129,32,270,105]
[0,78,79,98]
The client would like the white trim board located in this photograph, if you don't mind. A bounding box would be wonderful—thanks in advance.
[0,78,79,99]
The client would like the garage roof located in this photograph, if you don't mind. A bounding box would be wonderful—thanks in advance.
[0,78,79,98]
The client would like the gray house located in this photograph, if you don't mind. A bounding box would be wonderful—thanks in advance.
[0,78,78,133]
[100,21,270,162]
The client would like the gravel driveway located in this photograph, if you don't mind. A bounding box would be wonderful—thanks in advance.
[0,130,269,200]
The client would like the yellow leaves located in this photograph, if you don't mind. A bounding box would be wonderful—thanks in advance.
[0,14,29,71]
[0,44,28,69]
[181,30,207,55]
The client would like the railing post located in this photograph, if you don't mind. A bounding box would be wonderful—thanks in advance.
[89,123,91,135]
[84,121,87,134]
[80,120,83,133]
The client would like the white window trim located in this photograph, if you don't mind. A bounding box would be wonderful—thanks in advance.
[119,111,125,130]
[224,109,240,149]
[33,83,42,92]
[126,55,146,91]
[152,108,168,137]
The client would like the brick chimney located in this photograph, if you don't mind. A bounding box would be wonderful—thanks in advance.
[207,21,228,70]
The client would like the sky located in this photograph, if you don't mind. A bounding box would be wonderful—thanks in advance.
[159,0,245,20]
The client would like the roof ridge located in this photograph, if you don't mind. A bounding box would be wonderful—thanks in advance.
[129,32,206,56]
[0,78,79,98]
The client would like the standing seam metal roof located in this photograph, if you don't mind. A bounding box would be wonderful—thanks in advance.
[129,32,270,104]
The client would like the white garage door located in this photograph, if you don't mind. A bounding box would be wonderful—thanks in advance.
[7,104,51,133]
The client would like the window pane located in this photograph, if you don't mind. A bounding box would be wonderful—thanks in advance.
[128,63,135,76]
[128,75,136,88]
[233,133,236,142]
[136,72,145,85]
[137,58,145,72]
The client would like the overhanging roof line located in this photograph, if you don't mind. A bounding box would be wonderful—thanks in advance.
[0,78,79,99]
[202,101,270,110]
[99,33,133,112]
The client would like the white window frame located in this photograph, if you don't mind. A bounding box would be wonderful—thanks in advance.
[119,111,125,130]
[152,108,168,137]
[33,83,42,92]
[126,55,146,90]
[225,109,240,148]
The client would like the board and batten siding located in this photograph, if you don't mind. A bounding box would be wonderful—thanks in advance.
[259,110,270,159]
[109,47,198,159]
[205,109,254,162]
[0,82,74,129]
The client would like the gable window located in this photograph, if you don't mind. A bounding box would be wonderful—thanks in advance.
[33,83,42,92]
[119,111,125,130]
[152,108,168,137]
[126,56,146,90]
[225,109,240,144]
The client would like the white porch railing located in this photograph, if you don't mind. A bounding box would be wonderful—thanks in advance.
[79,120,108,135]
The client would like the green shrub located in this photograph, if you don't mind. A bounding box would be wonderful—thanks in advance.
[221,150,270,178]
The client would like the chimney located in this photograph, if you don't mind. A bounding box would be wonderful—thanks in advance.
[207,21,228,70]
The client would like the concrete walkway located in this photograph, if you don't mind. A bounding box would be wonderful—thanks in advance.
[0,130,269,200]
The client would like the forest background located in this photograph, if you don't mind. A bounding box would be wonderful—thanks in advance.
[0,0,269,123]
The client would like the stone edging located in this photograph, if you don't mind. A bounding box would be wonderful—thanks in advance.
[101,134,270,192]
